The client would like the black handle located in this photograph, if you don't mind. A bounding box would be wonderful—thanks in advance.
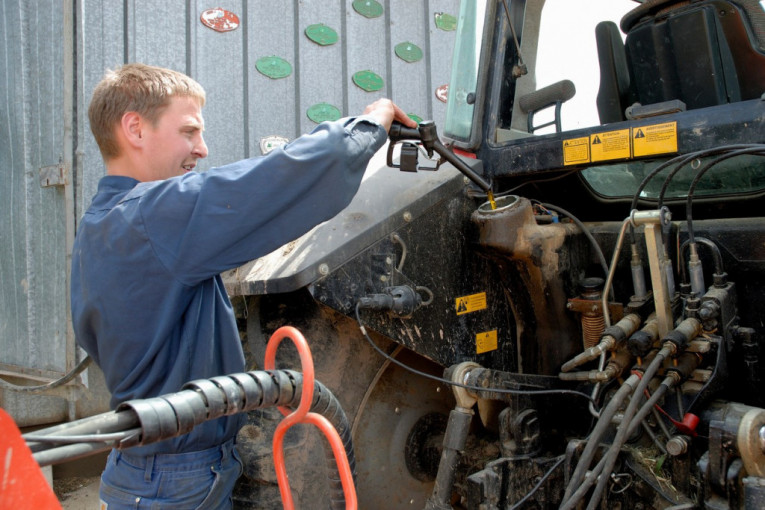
[388,121,492,193]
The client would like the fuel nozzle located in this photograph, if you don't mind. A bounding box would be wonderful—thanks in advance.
[358,285,423,318]
[387,121,493,197]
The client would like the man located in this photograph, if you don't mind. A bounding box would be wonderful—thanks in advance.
[71,62,415,509]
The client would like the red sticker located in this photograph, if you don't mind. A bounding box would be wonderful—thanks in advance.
[436,84,449,103]
[200,8,240,32]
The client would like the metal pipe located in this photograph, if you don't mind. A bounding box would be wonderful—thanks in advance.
[33,442,114,467]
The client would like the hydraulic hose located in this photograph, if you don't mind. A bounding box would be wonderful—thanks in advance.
[26,367,356,510]
[561,373,640,504]
[584,375,677,510]
[562,370,675,510]
[578,344,673,510]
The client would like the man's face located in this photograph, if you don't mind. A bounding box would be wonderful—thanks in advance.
[142,96,208,181]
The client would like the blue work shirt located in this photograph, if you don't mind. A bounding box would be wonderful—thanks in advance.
[71,116,387,456]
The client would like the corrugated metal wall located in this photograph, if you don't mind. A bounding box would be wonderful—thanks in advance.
[0,0,74,425]
[1,0,460,425]
[77,0,460,207]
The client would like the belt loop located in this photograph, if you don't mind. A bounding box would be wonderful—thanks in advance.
[144,454,155,482]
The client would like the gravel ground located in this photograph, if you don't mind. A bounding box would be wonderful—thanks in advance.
[54,476,101,509]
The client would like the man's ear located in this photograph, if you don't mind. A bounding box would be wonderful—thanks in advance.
[120,111,144,148]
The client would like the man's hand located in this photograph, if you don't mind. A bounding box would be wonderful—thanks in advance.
[363,99,418,133]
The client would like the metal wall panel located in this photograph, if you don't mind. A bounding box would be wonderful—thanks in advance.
[0,0,68,372]
[0,0,72,426]
[2,0,460,424]
[76,0,460,201]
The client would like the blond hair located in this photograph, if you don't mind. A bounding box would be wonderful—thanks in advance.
[88,63,206,160]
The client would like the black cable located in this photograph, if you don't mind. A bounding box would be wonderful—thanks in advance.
[679,237,725,285]
[661,145,765,210]
[354,303,596,402]
[0,355,92,393]
[686,147,765,244]
[656,153,710,211]
[509,455,565,510]
[630,144,761,244]
[632,144,760,212]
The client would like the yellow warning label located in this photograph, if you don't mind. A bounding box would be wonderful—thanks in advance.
[633,121,678,157]
[591,129,630,162]
[476,330,498,354]
[456,292,487,315]
[562,137,590,166]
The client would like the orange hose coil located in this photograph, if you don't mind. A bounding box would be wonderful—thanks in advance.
[264,326,358,510]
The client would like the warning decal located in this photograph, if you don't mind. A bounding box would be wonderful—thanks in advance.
[564,121,678,165]
[476,330,498,354]
[562,137,590,165]
[591,129,630,162]
[633,121,678,157]
[456,292,487,315]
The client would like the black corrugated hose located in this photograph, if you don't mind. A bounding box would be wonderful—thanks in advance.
[23,368,355,510]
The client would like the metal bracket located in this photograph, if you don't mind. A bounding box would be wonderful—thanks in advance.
[39,162,68,188]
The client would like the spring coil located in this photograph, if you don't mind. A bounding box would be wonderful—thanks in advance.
[582,313,606,349]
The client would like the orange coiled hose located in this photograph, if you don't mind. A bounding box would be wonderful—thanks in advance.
[264,326,358,510]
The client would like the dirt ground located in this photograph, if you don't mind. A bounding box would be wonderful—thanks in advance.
[54,476,101,509]
[51,452,106,509]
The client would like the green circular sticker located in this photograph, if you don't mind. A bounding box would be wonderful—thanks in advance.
[394,42,423,63]
[352,70,384,92]
[307,103,342,123]
[255,56,292,79]
[305,23,338,46]
[407,113,422,124]
[434,12,457,31]
[352,0,383,19]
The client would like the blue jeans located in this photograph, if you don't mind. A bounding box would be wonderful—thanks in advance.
[99,439,242,509]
